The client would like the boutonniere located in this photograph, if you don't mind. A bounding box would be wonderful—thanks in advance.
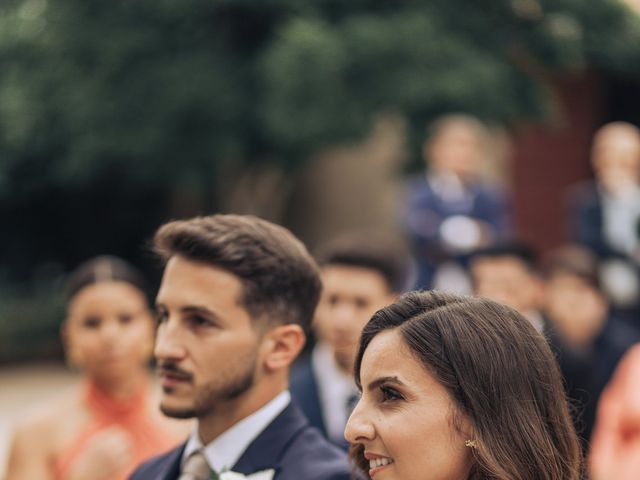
[217,469,275,480]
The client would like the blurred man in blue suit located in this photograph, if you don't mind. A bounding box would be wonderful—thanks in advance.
[130,215,351,480]
[404,114,512,291]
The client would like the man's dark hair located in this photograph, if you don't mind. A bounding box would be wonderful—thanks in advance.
[153,214,321,332]
[542,244,601,291]
[351,290,582,480]
[470,242,539,272]
[315,233,408,293]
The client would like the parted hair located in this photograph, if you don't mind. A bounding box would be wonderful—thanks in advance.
[66,255,150,304]
[152,214,322,331]
[351,290,582,480]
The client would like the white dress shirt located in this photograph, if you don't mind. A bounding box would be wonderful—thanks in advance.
[312,343,359,444]
[602,185,640,257]
[181,390,291,474]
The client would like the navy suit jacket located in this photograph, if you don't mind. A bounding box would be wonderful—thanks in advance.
[567,182,611,258]
[289,356,326,437]
[129,400,352,480]
[404,174,511,288]
[290,355,351,451]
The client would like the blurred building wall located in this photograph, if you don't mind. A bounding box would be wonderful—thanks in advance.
[288,115,407,251]
[511,71,603,253]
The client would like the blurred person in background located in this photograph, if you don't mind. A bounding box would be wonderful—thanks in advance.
[469,242,546,333]
[290,234,407,448]
[542,245,639,446]
[6,256,188,480]
[589,344,640,480]
[404,114,512,292]
[567,121,640,315]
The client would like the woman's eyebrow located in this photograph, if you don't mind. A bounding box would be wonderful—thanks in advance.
[366,376,404,392]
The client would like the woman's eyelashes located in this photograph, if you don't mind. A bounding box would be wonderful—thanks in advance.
[380,385,405,402]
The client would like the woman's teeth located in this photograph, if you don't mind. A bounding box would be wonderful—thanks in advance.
[369,457,394,469]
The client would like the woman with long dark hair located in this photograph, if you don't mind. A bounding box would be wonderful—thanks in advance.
[345,290,582,480]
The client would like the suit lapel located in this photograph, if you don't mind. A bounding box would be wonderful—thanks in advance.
[291,359,327,436]
[231,402,309,476]
[154,443,186,480]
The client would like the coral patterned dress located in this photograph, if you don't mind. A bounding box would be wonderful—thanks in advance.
[53,380,178,480]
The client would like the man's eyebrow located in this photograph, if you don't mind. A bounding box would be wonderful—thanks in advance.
[180,305,214,315]
[366,376,404,392]
[154,303,219,319]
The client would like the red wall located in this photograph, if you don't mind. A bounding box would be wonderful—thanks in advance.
[511,71,603,254]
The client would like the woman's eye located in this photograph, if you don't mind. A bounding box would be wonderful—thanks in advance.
[82,316,101,329]
[119,314,133,325]
[380,386,404,402]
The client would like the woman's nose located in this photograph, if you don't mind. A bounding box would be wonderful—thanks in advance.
[100,318,120,344]
[344,397,375,444]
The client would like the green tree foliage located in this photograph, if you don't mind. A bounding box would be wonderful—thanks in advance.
[0,0,639,276]
[1,0,639,359]
[1,0,639,189]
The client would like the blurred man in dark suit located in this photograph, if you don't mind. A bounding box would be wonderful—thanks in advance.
[290,234,406,448]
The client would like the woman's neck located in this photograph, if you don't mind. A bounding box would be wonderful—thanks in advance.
[90,367,150,400]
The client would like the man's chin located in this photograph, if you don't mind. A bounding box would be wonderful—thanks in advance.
[160,402,197,419]
[333,350,356,374]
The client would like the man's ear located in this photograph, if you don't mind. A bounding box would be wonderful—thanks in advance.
[261,324,306,372]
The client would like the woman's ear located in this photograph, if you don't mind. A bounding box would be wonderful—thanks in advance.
[261,324,306,372]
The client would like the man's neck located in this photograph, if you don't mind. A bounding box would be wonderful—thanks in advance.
[327,347,354,378]
[197,380,286,444]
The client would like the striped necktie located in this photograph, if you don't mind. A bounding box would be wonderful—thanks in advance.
[179,451,216,480]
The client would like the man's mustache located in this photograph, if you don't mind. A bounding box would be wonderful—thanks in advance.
[157,362,193,381]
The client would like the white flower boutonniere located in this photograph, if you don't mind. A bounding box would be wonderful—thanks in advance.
[219,469,275,480]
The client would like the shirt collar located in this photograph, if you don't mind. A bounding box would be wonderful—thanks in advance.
[311,342,358,442]
[312,342,355,396]
[182,390,291,473]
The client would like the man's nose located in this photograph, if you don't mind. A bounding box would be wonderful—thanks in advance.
[154,318,187,360]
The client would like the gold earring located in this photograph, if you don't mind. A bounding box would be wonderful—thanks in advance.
[465,439,477,448]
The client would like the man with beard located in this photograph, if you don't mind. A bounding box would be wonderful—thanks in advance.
[130,215,351,480]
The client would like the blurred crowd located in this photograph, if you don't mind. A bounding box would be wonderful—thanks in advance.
[295,114,640,473]
[4,114,640,480]
[400,114,640,454]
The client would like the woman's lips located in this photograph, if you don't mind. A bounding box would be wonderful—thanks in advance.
[364,452,394,477]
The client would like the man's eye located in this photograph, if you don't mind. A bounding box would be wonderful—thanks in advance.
[155,310,168,325]
[327,295,339,307]
[188,315,212,328]
[355,298,369,309]
[380,386,404,402]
